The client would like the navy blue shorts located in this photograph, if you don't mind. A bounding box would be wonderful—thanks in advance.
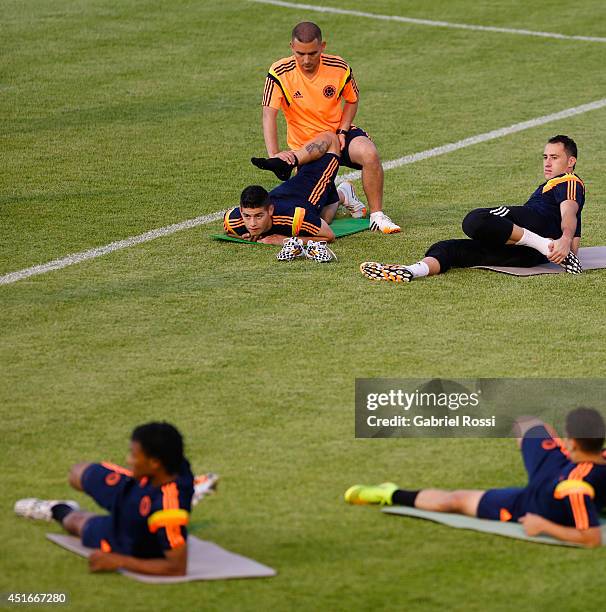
[81,462,129,511]
[324,126,370,204]
[477,425,566,521]
[81,515,115,550]
[80,462,133,551]
[340,125,370,171]
[270,153,340,212]
[476,487,525,521]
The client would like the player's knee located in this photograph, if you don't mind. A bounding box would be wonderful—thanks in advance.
[461,208,487,239]
[314,130,339,153]
[68,462,91,490]
[325,131,339,148]
[363,143,381,166]
[446,491,469,513]
[425,241,451,273]
[353,139,380,166]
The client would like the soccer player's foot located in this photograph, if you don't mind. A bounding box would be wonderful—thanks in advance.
[306,240,337,263]
[14,498,80,521]
[344,482,398,506]
[559,251,583,274]
[369,211,400,234]
[337,181,367,218]
[277,237,306,261]
[192,473,219,506]
[251,156,295,182]
[360,262,413,283]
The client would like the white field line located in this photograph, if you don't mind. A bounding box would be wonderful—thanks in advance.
[2,97,606,286]
[337,97,606,183]
[0,211,225,286]
[251,0,606,43]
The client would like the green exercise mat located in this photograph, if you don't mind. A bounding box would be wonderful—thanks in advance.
[211,217,369,244]
[382,506,606,547]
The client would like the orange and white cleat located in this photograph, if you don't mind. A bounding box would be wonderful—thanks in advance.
[369,212,401,234]
[360,262,413,283]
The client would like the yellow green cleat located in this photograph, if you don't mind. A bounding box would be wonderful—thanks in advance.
[344,482,398,506]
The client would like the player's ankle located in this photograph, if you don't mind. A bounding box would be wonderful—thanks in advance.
[391,489,420,507]
[51,503,75,524]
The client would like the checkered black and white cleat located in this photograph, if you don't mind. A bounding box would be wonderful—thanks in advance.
[14,498,80,521]
[559,251,583,274]
[360,262,413,283]
[337,181,367,218]
[277,237,306,261]
[306,240,337,263]
[369,212,401,234]
[192,473,219,506]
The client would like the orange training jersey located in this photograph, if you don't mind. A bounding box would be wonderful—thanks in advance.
[262,54,359,150]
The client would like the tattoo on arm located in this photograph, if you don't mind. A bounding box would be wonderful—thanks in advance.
[305,140,329,155]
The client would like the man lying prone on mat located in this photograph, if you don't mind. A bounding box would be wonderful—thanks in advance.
[360,135,586,283]
[15,422,217,575]
[346,407,606,548]
[224,131,365,251]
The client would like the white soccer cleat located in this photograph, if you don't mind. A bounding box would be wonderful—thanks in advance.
[360,262,413,283]
[306,240,337,263]
[14,498,80,521]
[277,237,306,261]
[191,473,219,506]
[369,212,401,234]
[337,181,367,218]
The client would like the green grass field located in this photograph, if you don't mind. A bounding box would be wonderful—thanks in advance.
[2,0,606,610]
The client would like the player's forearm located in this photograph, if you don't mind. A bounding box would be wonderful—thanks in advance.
[560,213,577,241]
[536,518,601,548]
[559,199,578,241]
[111,553,187,575]
[338,101,358,132]
[262,107,280,156]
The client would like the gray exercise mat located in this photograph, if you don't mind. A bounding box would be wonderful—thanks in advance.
[382,506,606,547]
[47,534,276,582]
[473,246,606,276]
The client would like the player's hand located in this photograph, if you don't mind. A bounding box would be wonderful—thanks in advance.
[259,234,286,245]
[519,513,545,537]
[89,551,121,572]
[338,134,346,151]
[273,150,297,165]
[241,233,259,242]
[547,237,571,264]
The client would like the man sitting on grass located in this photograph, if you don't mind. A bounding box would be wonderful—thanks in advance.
[360,135,585,282]
[345,407,606,548]
[15,422,197,575]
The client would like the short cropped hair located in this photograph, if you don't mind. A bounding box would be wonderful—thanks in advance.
[548,134,578,159]
[292,22,322,43]
[240,185,270,209]
[566,407,605,453]
[132,422,184,473]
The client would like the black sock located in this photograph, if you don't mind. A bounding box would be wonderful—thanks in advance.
[391,489,420,507]
[51,503,74,524]
[250,156,295,181]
